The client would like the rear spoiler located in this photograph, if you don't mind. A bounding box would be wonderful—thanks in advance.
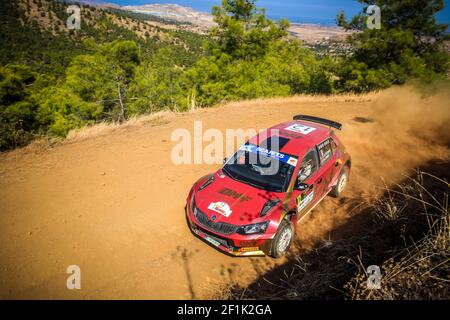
[293,115,342,131]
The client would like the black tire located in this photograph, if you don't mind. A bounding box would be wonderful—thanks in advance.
[269,219,294,258]
[330,166,349,198]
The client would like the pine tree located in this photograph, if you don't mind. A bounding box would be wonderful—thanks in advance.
[336,0,449,91]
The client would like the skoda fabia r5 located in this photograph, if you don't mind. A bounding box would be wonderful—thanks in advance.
[186,115,351,258]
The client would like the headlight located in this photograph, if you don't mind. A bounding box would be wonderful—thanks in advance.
[237,222,269,235]
[199,175,214,190]
[260,199,280,217]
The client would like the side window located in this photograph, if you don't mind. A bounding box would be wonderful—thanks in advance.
[298,149,319,182]
[317,138,334,165]
[330,137,337,154]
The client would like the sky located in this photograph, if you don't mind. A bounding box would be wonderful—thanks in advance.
[105,0,450,26]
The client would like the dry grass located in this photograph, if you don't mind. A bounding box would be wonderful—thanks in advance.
[30,93,380,147]
[0,110,178,159]
[345,171,449,300]
[222,92,380,109]
[64,111,176,144]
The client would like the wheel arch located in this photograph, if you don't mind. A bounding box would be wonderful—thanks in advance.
[345,159,352,169]
[344,159,351,179]
[283,210,298,226]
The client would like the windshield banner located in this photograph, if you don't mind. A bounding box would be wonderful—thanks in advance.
[239,145,298,167]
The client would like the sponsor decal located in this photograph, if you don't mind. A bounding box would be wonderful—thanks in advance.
[238,247,259,252]
[285,124,317,135]
[287,157,298,166]
[297,191,314,212]
[219,188,252,202]
[255,146,284,159]
[238,144,298,167]
[205,236,221,247]
[318,139,331,150]
[208,201,233,218]
[239,145,254,153]
[320,149,332,161]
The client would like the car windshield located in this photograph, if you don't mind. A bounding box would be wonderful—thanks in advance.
[222,145,297,193]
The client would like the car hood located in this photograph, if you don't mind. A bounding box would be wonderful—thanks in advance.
[194,171,284,226]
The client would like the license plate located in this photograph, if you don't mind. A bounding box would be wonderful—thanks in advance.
[205,236,221,247]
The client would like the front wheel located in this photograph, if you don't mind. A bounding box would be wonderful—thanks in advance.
[269,220,294,258]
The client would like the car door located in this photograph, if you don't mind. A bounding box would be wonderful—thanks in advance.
[315,137,339,195]
[292,148,321,220]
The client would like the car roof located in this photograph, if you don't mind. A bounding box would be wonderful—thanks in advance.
[248,120,333,158]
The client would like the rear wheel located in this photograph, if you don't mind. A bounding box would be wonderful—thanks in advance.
[330,166,349,198]
[269,220,294,258]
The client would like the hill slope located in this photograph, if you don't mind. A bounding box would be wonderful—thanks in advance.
[0,0,205,76]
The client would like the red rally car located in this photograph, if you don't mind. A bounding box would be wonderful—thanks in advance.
[186,115,351,258]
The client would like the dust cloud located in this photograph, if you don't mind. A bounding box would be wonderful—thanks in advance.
[297,85,450,249]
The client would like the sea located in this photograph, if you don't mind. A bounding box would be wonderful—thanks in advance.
[111,0,449,27]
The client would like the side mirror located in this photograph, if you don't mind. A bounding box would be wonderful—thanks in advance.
[223,157,228,164]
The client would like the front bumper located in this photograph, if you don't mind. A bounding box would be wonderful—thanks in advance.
[186,201,272,257]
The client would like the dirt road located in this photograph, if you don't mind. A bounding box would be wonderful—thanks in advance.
[1,87,449,299]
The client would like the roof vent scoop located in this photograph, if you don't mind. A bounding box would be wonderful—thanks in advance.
[293,115,342,130]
